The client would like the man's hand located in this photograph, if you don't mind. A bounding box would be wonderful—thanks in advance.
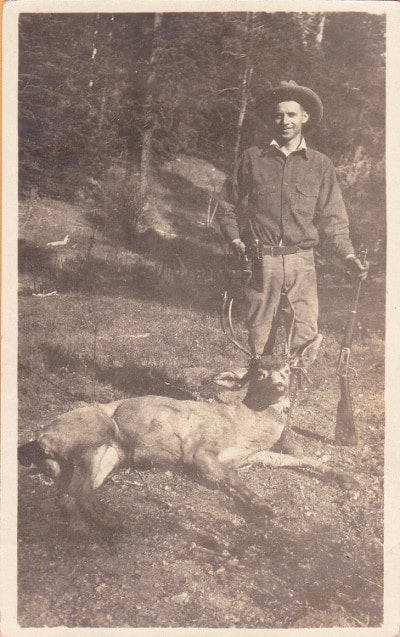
[345,254,369,280]
[232,238,247,260]
[232,239,252,278]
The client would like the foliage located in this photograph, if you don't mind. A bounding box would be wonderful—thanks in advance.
[17,14,386,628]
[19,11,385,261]
[92,166,146,246]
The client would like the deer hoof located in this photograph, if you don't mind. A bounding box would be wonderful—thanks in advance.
[67,519,91,538]
[97,511,129,533]
[105,508,131,533]
[335,471,360,490]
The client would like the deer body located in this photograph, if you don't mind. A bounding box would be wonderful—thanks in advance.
[18,336,358,534]
[114,395,286,465]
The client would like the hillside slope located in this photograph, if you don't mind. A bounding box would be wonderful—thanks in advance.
[17,154,385,629]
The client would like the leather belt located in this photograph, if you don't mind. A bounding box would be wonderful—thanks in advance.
[262,245,301,256]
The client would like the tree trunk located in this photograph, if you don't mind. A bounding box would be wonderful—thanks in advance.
[297,13,326,49]
[233,13,255,165]
[97,16,115,134]
[140,13,163,200]
[315,15,326,45]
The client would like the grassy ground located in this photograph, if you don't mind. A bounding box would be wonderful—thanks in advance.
[17,160,384,629]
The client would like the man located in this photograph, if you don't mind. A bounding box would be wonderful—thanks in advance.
[218,80,368,358]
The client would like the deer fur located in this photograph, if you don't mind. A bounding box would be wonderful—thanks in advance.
[18,335,358,534]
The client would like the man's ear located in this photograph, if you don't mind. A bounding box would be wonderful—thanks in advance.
[302,109,310,125]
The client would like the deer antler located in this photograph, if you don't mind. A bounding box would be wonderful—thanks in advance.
[220,292,253,357]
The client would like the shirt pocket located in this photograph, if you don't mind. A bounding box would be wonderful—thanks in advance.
[253,184,276,209]
[294,183,319,215]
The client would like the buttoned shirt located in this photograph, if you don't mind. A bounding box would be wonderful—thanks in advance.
[270,136,307,156]
[218,141,354,259]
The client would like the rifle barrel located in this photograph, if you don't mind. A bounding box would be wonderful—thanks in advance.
[335,247,367,446]
[340,249,368,350]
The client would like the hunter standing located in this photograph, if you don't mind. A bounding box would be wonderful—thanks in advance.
[218,80,368,357]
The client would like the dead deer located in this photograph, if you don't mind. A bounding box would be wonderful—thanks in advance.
[18,327,358,535]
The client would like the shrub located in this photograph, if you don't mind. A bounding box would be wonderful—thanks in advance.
[90,166,146,247]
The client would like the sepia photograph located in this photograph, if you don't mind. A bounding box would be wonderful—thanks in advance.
[1,1,399,634]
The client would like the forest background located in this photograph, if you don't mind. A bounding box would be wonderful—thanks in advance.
[19,11,385,264]
[15,11,388,629]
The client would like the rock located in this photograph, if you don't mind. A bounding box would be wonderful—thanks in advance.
[170,592,189,604]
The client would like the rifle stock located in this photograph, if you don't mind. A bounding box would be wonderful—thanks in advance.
[334,248,367,446]
[335,374,357,446]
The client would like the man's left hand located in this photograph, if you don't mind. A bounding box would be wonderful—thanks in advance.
[345,254,369,280]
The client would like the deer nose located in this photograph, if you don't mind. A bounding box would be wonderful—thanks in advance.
[269,371,288,392]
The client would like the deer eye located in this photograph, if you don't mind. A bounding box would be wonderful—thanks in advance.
[256,369,268,381]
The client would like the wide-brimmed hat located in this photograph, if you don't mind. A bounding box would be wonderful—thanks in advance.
[256,80,323,127]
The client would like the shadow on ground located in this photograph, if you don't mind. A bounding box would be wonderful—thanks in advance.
[37,341,200,402]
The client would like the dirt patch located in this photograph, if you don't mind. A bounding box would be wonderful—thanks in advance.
[18,316,384,628]
[16,182,384,629]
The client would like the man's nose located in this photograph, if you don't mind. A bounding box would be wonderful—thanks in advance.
[282,114,290,125]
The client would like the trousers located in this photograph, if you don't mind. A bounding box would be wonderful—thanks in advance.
[244,249,318,356]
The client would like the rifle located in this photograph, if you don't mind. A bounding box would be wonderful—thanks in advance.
[335,248,368,446]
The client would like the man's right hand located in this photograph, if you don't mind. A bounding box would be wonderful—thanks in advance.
[232,238,247,260]
[345,253,369,281]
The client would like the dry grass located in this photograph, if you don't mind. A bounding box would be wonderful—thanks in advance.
[18,282,384,628]
[17,158,385,628]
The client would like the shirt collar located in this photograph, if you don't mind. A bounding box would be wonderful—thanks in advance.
[264,137,308,158]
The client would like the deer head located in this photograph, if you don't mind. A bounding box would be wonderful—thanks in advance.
[214,334,323,412]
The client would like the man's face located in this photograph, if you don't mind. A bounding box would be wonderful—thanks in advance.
[270,100,309,144]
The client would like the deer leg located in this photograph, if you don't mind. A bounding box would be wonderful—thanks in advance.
[270,369,304,456]
[243,450,318,469]
[242,450,359,489]
[276,427,304,457]
[59,465,92,536]
[192,449,272,513]
[60,494,91,536]
[62,445,124,533]
[76,445,126,531]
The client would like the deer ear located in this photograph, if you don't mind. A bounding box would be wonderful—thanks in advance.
[18,440,45,467]
[291,334,323,368]
[213,368,249,389]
